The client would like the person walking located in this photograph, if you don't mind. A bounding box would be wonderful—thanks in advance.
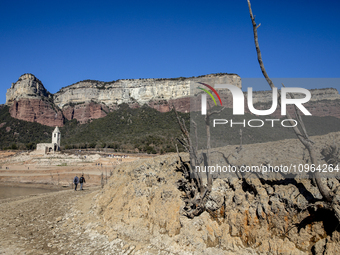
[79,174,86,190]
[73,175,79,191]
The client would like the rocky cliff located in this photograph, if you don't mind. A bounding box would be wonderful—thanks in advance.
[6,73,50,104]
[62,101,109,124]
[5,73,340,126]
[53,74,242,108]
[6,74,64,127]
[9,98,64,127]
[5,73,242,125]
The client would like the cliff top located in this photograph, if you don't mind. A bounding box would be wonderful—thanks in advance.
[58,72,240,91]
[6,73,339,108]
[12,73,43,88]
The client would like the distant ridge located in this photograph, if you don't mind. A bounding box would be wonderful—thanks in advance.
[4,73,340,126]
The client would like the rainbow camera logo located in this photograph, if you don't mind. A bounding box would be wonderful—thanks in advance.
[197,82,222,115]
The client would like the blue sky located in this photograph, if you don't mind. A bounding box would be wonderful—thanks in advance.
[1,0,339,104]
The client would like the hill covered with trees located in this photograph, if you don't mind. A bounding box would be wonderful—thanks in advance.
[1,104,340,153]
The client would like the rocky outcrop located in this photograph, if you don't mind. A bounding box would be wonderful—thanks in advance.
[5,73,340,126]
[62,101,109,123]
[5,73,242,125]
[52,74,242,118]
[6,74,64,127]
[6,73,51,105]
[9,98,64,127]
[147,98,191,113]
[53,74,242,108]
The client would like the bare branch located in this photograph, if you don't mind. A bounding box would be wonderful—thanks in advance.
[247,0,276,90]
[247,0,333,203]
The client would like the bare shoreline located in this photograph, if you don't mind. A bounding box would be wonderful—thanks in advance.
[0,181,66,190]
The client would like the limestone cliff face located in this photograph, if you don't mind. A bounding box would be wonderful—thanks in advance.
[53,74,242,108]
[6,73,51,105]
[5,73,242,125]
[6,74,64,127]
[5,73,340,126]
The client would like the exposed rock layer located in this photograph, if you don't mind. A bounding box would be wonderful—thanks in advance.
[52,74,242,108]
[5,73,340,126]
[9,98,64,127]
[6,73,50,104]
[62,102,109,124]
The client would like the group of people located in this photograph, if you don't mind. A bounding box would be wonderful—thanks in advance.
[73,174,86,191]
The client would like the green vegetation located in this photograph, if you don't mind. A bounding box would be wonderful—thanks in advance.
[0,105,54,150]
[62,101,86,108]
[0,104,189,154]
[59,103,189,154]
[0,103,339,153]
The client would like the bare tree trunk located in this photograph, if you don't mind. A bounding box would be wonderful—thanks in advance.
[247,0,333,203]
[173,102,226,218]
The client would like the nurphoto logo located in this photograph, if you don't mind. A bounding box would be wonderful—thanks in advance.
[199,83,312,128]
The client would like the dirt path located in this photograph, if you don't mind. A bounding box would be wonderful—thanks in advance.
[0,187,174,255]
[0,189,88,254]
[0,188,112,254]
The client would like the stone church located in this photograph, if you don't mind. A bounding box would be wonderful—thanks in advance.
[36,126,61,153]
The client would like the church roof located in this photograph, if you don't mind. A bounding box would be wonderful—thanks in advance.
[53,126,60,133]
